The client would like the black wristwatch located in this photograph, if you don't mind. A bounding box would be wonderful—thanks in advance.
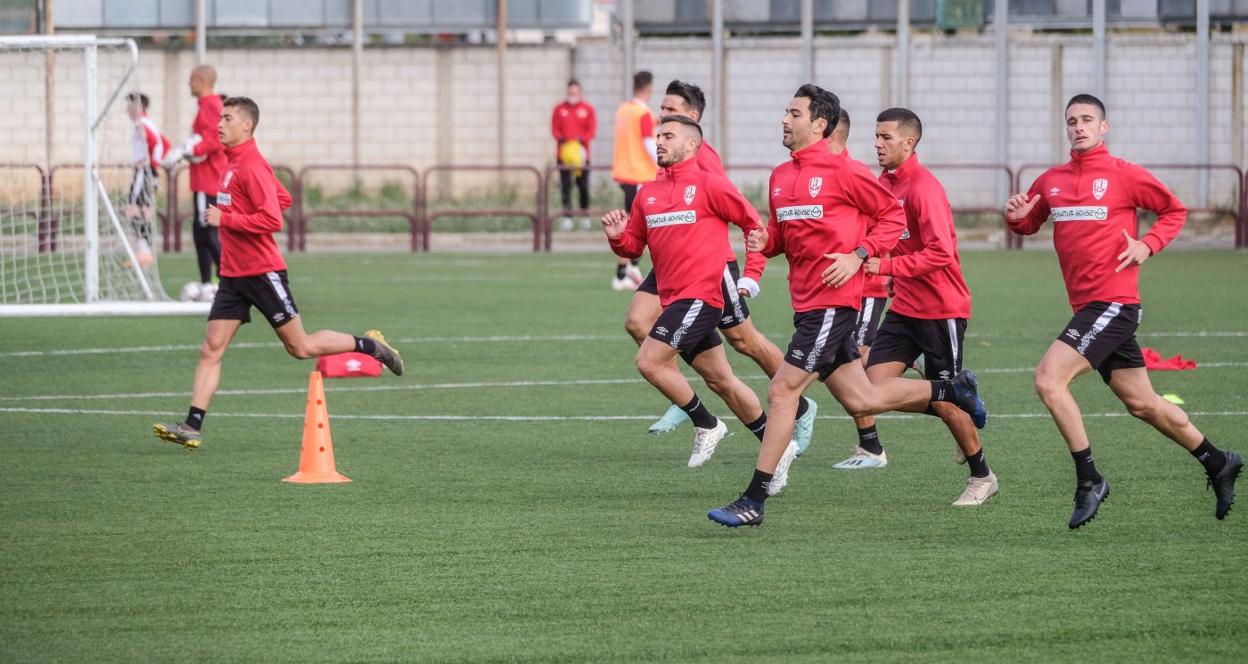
[854,246,869,261]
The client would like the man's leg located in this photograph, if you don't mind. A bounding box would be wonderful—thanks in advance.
[625,286,692,434]
[721,319,782,377]
[637,336,729,468]
[153,318,242,449]
[577,166,591,229]
[688,344,764,426]
[838,297,890,466]
[558,169,574,230]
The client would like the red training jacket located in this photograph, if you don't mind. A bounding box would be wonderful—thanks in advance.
[132,115,169,172]
[1010,143,1186,311]
[608,156,762,308]
[876,154,972,319]
[189,94,227,194]
[216,138,292,278]
[698,141,766,284]
[551,99,597,161]
[836,149,890,299]
[761,141,907,313]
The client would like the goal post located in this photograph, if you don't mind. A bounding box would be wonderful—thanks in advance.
[0,35,209,317]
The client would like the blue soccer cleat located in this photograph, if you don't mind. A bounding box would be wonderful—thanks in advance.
[793,397,818,456]
[648,403,689,434]
[950,369,987,429]
[708,494,765,527]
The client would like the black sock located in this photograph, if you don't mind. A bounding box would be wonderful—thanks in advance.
[795,397,809,419]
[745,468,773,502]
[680,395,717,429]
[186,406,206,431]
[930,380,955,403]
[965,448,990,478]
[615,264,627,279]
[1071,447,1103,484]
[630,258,639,266]
[745,413,767,441]
[353,336,377,355]
[857,425,883,455]
[1190,438,1227,477]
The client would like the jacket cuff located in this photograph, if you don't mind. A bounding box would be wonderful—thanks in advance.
[736,276,760,298]
[1141,234,1163,256]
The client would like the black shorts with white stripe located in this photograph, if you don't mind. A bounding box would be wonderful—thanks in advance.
[208,270,300,328]
[127,167,158,208]
[854,296,888,348]
[1057,301,1144,383]
[648,298,724,363]
[783,308,861,380]
[867,312,967,381]
[636,262,751,330]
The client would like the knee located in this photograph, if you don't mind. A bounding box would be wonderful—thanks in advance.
[624,315,648,344]
[1123,395,1159,422]
[1033,369,1066,403]
[283,340,315,360]
[842,397,874,420]
[725,330,753,356]
[635,353,661,380]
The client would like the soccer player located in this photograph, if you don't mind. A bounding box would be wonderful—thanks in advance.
[603,115,774,473]
[860,107,997,506]
[628,80,818,453]
[551,79,596,231]
[1005,93,1241,527]
[609,70,657,290]
[707,85,987,527]
[124,92,169,267]
[152,97,404,450]
[162,65,228,298]
[824,108,894,467]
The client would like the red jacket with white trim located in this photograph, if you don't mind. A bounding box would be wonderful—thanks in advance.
[697,141,766,284]
[608,156,762,309]
[550,99,597,161]
[1010,144,1186,311]
[877,154,972,319]
[761,141,907,313]
[216,139,292,278]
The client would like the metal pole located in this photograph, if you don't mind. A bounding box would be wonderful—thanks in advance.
[711,0,724,149]
[44,0,54,172]
[994,0,1008,203]
[497,0,507,166]
[1196,0,1210,205]
[1092,0,1105,99]
[801,0,813,83]
[83,44,98,302]
[352,0,362,171]
[195,0,206,65]
[897,0,909,106]
[621,0,634,101]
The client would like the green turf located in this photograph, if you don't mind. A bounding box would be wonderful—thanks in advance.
[1,250,1245,662]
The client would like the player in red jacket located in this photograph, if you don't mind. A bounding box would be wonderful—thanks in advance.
[551,79,596,230]
[623,80,816,449]
[1006,94,1241,527]
[603,115,769,469]
[708,85,987,527]
[859,107,997,506]
[152,97,404,450]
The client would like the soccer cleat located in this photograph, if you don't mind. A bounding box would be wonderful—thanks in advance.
[648,404,689,434]
[767,440,801,496]
[1209,450,1243,520]
[952,471,999,506]
[707,494,765,527]
[687,418,728,468]
[793,397,818,456]
[625,263,644,286]
[1069,477,1110,529]
[949,369,988,430]
[832,446,888,470]
[953,443,967,465]
[611,276,636,291]
[152,421,202,450]
[364,329,404,376]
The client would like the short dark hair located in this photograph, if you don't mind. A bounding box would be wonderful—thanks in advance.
[567,79,581,88]
[633,70,653,93]
[126,92,150,111]
[1066,93,1106,119]
[876,107,923,146]
[658,114,703,139]
[664,80,707,121]
[793,84,840,138]
[834,108,850,136]
[223,96,260,129]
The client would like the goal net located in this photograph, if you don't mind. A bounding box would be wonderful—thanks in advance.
[0,35,207,316]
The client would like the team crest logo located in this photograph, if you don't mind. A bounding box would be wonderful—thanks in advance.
[683,185,697,205]
[808,177,823,198]
[1092,178,1108,200]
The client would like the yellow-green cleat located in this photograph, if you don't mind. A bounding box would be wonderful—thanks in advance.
[153,422,202,450]
[365,329,404,376]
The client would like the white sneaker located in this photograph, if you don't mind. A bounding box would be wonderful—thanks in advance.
[687,418,728,468]
[559,216,573,231]
[832,446,888,470]
[611,276,636,291]
[579,216,592,231]
[952,471,998,506]
[625,263,644,286]
[766,440,801,496]
[953,443,967,465]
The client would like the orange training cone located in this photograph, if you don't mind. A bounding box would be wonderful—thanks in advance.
[283,371,351,484]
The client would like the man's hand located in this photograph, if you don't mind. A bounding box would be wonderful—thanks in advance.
[205,205,222,228]
[736,276,760,299]
[820,252,864,288]
[601,209,628,240]
[1004,193,1041,222]
[1115,229,1151,272]
[745,228,768,253]
[864,257,882,275]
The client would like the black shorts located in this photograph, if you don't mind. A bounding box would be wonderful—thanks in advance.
[783,308,862,380]
[867,312,967,380]
[648,298,723,363]
[1057,301,1145,383]
[208,270,300,328]
[636,262,751,330]
[128,167,157,208]
[854,297,888,348]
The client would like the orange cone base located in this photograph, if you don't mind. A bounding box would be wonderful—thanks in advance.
[282,470,351,484]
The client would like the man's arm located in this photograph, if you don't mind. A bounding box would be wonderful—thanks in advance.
[706,175,767,295]
[220,170,284,233]
[1129,163,1186,255]
[640,113,656,163]
[846,166,907,258]
[551,106,564,142]
[585,104,597,142]
[605,198,648,258]
[191,104,223,159]
[876,183,956,278]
